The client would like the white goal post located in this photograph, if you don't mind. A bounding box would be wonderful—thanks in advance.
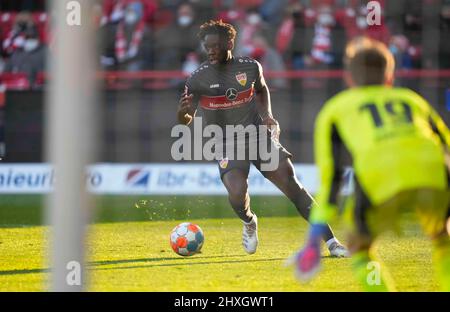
[46,0,99,291]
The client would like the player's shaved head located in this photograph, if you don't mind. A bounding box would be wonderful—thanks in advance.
[344,37,395,86]
[198,20,237,44]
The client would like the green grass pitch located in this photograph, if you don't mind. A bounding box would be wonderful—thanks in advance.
[0,195,439,291]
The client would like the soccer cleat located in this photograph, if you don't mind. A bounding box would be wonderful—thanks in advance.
[242,215,258,254]
[328,241,350,257]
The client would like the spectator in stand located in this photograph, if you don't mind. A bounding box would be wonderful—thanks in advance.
[153,2,200,70]
[182,51,200,75]
[275,2,346,70]
[2,12,35,57]
[389,34,413,69]
[260,0,289,30]
[234,9,271,57]
[100,1,153,71]
[307,4,346,69]
[384,0,427,69]
[400,0,423,68]
[251,34,288,89]
[187,0,216,22]
[274,5,294,57]
[334,0,359,40]
[216,7,245,26]
[403,2,422,44]
[276,2,312,70]
[4,25,46,86]
[156,0,215,21]
[100,0,158,26]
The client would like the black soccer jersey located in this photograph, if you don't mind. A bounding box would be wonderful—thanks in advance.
[185,56,264,129]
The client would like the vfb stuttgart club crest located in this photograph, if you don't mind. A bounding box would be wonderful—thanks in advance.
[219,157,229,169]
[236,72,247,86]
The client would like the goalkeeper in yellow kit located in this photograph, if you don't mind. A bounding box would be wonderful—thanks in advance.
[290,37,450,291]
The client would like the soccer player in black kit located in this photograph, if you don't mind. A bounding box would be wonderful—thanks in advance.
[177,20,348,256]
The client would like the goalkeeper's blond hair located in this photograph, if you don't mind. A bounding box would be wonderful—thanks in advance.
[344,37,395,86]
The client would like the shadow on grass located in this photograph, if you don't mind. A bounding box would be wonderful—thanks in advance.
[91,257,287,271]
[0,254,345,276]
[89,254,244,266]
[0,254,254,276]
[0,268,50,276]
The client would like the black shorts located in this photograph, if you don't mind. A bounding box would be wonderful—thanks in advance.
[217,130,292,179]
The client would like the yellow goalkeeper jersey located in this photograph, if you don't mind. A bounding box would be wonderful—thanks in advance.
[310,85,450,224]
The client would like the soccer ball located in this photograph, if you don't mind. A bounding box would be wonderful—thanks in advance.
[170,222,204,256]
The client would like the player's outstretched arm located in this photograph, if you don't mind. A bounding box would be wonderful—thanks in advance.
[309,106,341,225]
[288,104,343,282]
